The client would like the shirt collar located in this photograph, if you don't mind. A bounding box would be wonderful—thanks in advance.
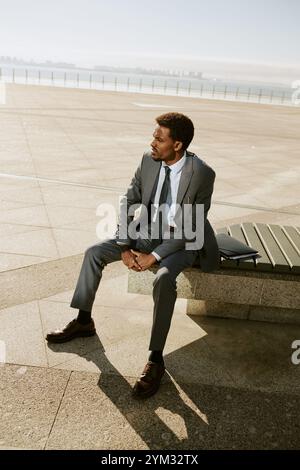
[162,151,186,174]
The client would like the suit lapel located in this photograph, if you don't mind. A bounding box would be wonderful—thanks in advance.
[143,161,161,205]
[176,154,193,204]
[143,153,194,206]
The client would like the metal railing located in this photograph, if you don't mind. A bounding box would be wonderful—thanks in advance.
[0,66,296,107]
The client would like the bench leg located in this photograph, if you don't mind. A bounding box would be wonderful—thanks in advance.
[186,299,250,319]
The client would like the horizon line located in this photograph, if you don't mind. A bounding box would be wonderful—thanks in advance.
[1,53,300,71]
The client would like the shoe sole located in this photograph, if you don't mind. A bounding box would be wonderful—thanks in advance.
[46,330,96,343]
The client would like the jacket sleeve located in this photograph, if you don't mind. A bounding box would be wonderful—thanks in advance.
[152,169,215,259]
[115,155,144,248]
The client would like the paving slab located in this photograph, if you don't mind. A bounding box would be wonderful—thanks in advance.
[0,83,299,272]
[1,83,300,450]
[0,301,47,367]
[45,370,300,450]
[190,316,300,395]
[0,364,70,449]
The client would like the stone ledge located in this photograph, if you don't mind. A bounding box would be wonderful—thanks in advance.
[186,300,300,325]
[0,255,127,311]
[0,254,85,310]
[128,267,300,324]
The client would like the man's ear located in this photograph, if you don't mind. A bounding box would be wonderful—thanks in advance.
[174,141,183,152]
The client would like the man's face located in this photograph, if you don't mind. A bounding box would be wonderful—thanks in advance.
[150,125,181,162]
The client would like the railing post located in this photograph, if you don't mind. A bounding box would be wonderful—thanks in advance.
[77,73,79,87]
[200,83,203,96]
[102,75,104,89]
[235,87,239,100]
[224,85,227,99]
[247,87,251,101]
[64,72,66,86]
[176,80,179,95]
[281,91,285,104]
[114,76,117,91]
[127,77,130,91]
[25,69,28,83]
[188,81,191,96]
[270,90,273,103]
[89,73,92,88]
[152,79,155,93]
[12,68,15,83]
[38,70,41,84]
[139,78,142,91]
[51,71,54,84]
[163,80,167,94]
[258,88,262,103]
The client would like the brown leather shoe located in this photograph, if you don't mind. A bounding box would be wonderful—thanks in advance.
[45,319,96,343]
[132,361,165,399]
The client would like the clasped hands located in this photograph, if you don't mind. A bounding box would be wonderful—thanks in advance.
[121,249,156,271]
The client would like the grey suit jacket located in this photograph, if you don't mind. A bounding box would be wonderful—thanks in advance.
[116,150,220,272]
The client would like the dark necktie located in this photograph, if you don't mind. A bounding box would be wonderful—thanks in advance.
[159,166,171,206]
[157,166,171,237]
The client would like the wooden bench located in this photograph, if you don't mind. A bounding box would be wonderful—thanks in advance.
[127,223,300,324]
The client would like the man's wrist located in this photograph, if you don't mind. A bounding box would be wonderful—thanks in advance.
[120,245,130,253]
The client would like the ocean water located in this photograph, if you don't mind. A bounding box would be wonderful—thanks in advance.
[0,64,296,106]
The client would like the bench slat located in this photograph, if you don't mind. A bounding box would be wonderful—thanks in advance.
[241,222,273,271]
[213,223,300,274]
[254,223,291,272]
[282,226,300,257]
[269,224,300,273]
[227,224,256,270]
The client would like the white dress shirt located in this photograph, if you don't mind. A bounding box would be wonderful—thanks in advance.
[151,152,187,261]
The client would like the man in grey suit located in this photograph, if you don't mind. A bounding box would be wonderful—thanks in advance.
[46,112,219,399]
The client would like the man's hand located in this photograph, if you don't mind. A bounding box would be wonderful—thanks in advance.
[121,249,141,271]
[130,250,157,271]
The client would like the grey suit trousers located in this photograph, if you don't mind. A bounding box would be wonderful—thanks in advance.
[70,237,198,351]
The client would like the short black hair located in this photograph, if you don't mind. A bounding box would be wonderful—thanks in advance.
[155,112,194,150]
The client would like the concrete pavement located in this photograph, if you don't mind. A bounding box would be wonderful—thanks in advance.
[0,83,300,449]
[1,261,300,449]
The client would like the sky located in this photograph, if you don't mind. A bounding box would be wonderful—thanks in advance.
[0,0,299,80]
